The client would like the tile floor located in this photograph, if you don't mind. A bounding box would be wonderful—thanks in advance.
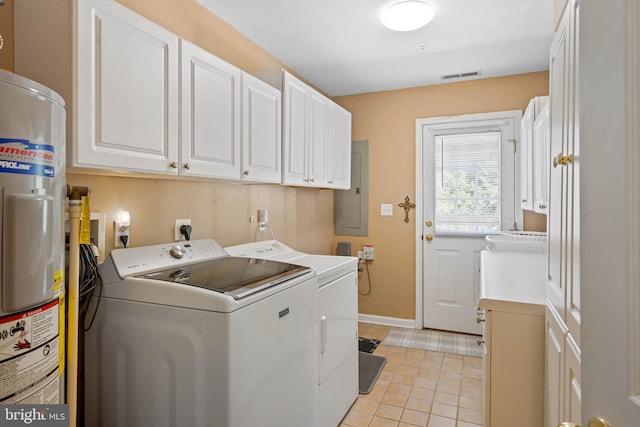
[341,323,483,427]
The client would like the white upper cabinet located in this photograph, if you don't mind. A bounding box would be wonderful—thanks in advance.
[241,73,282,183]
[520,100,535,210]
[282,71,351,189]
[533,102,550,214]
[77,0,180,174]
[282,71,323,187]
[180,39,241,179]
[327,103,352,190]
[520,96,549,211]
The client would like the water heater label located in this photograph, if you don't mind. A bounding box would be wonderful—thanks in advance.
[0,138,55,178]
[0,300,60,404]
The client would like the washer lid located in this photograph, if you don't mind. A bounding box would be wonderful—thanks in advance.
[139,257,311,299]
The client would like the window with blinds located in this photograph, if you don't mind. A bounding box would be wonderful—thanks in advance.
[434,131,501,235]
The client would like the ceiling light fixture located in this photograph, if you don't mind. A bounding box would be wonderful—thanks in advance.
[381,1,435,32]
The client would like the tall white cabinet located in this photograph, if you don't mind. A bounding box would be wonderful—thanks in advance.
[545,0,581,425]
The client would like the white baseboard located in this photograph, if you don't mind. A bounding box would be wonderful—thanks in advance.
[358,313,417,329]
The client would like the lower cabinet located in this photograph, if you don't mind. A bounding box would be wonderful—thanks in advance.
[480,304,545,427]
[546,304,582,427]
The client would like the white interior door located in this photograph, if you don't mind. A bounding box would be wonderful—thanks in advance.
[419,112,520,335]
[580,0,640,425]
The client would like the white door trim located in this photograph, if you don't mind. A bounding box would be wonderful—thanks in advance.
[414,111,523,330]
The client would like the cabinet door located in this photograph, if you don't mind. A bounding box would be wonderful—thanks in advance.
[327,103,352,190]
[564,333,581,427]
[533,103,550,213]
[308,91,328,186]
[282,73,310,185]
[318,271,358,384]
[520,99,535,210]
[545,305,567,427]
[547,6,571,319]
[180,40,241,179]
[241,73,281,183]
[76,0,179,174]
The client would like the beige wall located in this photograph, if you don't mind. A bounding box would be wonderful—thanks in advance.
[333,72,549,320]
[67,174,334,256]
[0,0,13,71]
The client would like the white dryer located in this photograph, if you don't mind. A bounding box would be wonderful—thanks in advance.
[225,240,358,427]
[84,239,319,427]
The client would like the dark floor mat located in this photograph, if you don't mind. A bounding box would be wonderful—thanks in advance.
[358,352,387,394]
[358,337,381,354]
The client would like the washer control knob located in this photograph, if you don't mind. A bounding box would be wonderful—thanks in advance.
[169,245,185,259]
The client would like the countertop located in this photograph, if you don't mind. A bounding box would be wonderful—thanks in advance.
[479,250,546,315]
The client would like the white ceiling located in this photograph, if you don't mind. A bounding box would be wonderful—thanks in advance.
[196,0,554,96]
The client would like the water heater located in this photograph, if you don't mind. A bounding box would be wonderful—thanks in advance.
[0,70,66,404]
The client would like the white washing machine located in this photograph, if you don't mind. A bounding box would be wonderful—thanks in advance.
[84,239,319,427]
[225,240,358,427]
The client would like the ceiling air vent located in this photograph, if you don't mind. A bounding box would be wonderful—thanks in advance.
[441,71,481,80]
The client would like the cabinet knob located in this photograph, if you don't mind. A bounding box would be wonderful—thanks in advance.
[328,179,333,184]
[425,220,432,227]
[309,178,315,183]
[425,234,433,241]
[183,163,190,170]
[476,337,485,345]
[169,161,178,169]
[522,198,527,203]
[244,170,250,176]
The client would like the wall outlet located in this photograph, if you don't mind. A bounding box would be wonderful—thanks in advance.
[363,244,375,260]
[114,221,130,248]
[174,219,192,241]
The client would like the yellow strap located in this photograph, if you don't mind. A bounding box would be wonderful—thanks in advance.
[79,193,92,245]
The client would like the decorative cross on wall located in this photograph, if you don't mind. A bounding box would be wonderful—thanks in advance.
[398,196,416,223]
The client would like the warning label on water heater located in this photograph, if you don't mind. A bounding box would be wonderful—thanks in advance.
[0,300,60,404]
[0,138,55,178]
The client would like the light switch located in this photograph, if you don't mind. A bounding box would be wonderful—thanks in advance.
[380,203,393,216]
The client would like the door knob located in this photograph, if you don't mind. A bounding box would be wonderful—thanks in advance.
[425,220,432,227]
[425,234,433,241]
[588,417,611,427]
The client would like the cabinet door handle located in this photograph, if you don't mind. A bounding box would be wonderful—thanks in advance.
[244,170,250,176]
[169,161,178,169]
[183,163,190,170]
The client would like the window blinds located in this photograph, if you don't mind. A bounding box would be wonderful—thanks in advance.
[434,131,502,235]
